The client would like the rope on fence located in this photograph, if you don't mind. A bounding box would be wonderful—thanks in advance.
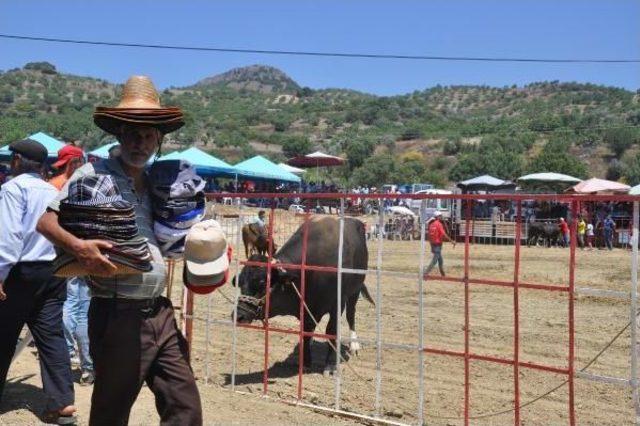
[429,310,639,421]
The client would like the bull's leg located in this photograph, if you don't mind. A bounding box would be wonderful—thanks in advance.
[302,318,314,371]
[323,314,339,376]
[346,292,361,356]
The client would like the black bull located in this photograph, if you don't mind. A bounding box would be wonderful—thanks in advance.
[233,216,374,374]
[527,222,562,247]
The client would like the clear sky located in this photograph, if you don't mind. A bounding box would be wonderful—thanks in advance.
[0,0,638,95]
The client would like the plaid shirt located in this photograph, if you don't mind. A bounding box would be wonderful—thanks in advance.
[49,159,166,299]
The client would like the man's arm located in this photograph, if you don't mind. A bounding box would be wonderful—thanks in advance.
[440,221,456,246]
[37,211,118,276]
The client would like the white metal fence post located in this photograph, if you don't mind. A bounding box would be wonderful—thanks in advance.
[417,199,427,425]
[631,201,639,421]
[205,292,212,384]
[335,197,345,410]
[231,197,243,391]
[375,197,384,417]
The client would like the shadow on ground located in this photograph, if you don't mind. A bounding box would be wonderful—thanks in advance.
[223,341,352,386]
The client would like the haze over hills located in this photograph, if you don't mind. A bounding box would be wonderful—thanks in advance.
[1,61,639,186]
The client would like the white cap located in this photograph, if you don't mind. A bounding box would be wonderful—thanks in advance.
[184,220,229,282]
[433,211,443,217]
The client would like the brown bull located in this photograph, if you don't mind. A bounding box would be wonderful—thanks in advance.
[242,223,276,258]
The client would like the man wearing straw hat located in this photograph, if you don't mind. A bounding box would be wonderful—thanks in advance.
[38,76,202,425]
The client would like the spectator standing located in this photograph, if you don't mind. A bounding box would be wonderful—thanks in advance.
[586,221,595,250]
[577,216,586,250]
[0,139,76,423]
[559,217,570,248]
[604,215,616,250]
[50,144,95,386]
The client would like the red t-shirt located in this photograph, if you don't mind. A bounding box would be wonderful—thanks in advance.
[559,221,569,234]
[428,220,446,245]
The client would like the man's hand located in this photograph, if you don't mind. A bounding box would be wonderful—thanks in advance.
[0,282,6,301]
[72,239,118,277]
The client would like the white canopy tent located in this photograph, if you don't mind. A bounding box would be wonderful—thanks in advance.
[277,162,306,175]
[517,172,582,184]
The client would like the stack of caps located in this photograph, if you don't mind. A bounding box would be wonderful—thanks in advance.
[149,160,206,257]
[53,175,153,277]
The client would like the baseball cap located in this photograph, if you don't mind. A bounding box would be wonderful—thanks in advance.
[184,219,230,294]
[53,145,84,169]
[9,138,48,163]
[434,211,443,217]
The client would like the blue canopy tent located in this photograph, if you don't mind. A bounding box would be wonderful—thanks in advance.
[233,155,301,183]
[0,132,66,161]
[88,141,119,159]
[157,150,183,161]
[158,147,237,178]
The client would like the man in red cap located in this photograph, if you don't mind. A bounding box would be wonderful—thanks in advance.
[49,145,85,191]
[49,144,95,386]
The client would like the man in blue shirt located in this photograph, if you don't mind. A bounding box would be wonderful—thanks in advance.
[0,139,76,423]
[604,215,616,250]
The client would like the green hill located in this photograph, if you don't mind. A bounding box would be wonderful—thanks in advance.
[1,61,639,186]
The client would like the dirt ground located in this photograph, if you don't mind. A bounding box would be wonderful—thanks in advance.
[1,208,637,425]
[1,342,357,425]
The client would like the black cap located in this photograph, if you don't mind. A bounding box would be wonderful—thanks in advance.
[9,139,48,163]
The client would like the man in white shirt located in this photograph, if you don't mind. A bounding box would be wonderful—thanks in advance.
[0,139,76,423]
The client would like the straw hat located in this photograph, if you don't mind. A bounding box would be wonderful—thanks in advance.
[93,76,184,136]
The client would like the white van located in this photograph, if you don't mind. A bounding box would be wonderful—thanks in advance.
[408,189,453,220]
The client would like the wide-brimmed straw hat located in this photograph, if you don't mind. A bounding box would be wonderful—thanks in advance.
[93,76,184,136]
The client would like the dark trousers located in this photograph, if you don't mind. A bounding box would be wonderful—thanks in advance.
[88,296,202,426]
[0,261,74,412]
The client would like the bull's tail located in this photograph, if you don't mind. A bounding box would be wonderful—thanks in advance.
[360,284,375,306]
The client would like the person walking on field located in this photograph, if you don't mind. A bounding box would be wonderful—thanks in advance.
[424,211,455,277]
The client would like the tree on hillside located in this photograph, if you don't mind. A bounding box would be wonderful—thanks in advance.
[24,62,57,74]
[350,152,446,187]
[351,154,395,187]
[281,135,311,158]
[603,127,639,158]
[344,137,375,170]
[526,138,587,178]
[621,153,640,186]
[448,137,524,182]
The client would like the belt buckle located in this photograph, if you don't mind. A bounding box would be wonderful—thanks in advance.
[140,298,157,316]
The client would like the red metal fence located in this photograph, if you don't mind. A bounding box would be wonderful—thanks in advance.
[172,192,640,425]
